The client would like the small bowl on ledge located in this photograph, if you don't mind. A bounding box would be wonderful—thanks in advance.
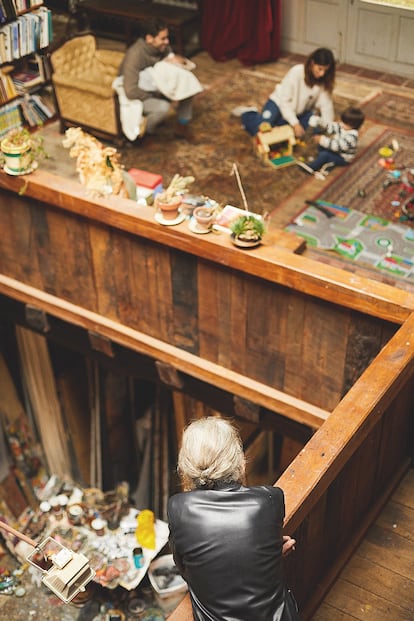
[193,206,216,232]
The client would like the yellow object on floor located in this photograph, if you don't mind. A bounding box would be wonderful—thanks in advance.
[135,509,156,550]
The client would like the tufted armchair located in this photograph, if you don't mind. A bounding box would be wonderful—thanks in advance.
[50,33,125,144]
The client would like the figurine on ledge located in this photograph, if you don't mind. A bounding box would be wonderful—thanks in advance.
[62,127,134,199]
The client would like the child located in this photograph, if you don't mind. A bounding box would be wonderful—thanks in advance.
[307,106,365,172]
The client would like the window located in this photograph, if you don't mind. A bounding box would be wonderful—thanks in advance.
[360,0,414,9]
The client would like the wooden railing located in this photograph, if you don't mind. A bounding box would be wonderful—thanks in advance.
[0,169,412,418]
[170,313,414,620]
[0,169,413,617]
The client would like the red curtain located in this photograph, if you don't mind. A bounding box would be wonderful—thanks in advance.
[200,0,281,65]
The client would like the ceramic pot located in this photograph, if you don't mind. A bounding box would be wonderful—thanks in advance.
[155,195,182,220]
[1,136,33,175]
[193,206,216,231]
[230,233,262,249]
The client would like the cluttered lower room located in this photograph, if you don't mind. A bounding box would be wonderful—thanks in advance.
[0,285,313,620]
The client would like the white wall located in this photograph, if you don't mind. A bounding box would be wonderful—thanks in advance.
[280,0,414,78]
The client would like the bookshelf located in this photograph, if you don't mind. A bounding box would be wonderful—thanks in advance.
[0,1,54,136]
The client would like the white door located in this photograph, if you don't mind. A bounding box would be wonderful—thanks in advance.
[345,0,414,78]
[281,0,347,59]
[281,0,414,78]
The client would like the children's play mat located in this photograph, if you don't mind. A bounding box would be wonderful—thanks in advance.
[285,200,414,281]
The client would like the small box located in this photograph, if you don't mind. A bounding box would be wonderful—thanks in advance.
[128,168,163,204]
[128,168,163,190]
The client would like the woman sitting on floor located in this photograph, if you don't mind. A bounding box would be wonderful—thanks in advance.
[234,47,336,139]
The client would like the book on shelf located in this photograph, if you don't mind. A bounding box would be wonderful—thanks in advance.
[0,64,17,102]
[0,6,51,63]
[30,92,53,118]
[19,94,37,125]
[11,19,19,59]
[0,0,50,133]
[19,92,53,125]
[27,52,46,81]
[26,11,41,53]
[13,2,44,12]
[34,5,51,49]
[0,24,12,62]
[12,67,42,92]
[1,0,17,22]
[0,2,6,25]
[0,99,22,138]
[37,51,51,80]
[0,31,5,60]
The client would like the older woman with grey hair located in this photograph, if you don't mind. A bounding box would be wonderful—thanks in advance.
[167,416,299,621]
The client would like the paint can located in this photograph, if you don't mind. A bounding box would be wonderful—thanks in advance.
[68,504,84,525]
[133,547,144,569]
[91,517,107,536]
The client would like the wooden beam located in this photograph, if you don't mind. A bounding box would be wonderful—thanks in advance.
[0,275,330,429]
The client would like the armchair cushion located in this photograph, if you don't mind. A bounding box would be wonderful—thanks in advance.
[96,49,124,71]
[52,75,114,99]
[50,34,125,142]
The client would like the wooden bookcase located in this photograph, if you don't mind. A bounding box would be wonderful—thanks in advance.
[0,1,54,136]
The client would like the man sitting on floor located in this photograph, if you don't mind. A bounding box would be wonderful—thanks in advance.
[119,18,200,141]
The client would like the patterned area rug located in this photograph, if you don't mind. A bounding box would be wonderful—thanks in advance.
[118,70,354,215]
[361,91,414,131]
[285,200,414,281]
[314,128,414,226]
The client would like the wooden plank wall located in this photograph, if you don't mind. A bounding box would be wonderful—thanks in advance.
[0,175,402,414]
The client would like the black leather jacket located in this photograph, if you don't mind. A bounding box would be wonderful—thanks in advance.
[167,482,296,621]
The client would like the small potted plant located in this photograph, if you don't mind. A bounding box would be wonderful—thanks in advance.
[154,173,195,222]
[230,214,265,248]
[0,126,47,176]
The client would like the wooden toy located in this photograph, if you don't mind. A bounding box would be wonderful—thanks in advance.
[254,125,296,168]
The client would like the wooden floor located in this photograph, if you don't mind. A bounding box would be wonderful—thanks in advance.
[311,468,414,621]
